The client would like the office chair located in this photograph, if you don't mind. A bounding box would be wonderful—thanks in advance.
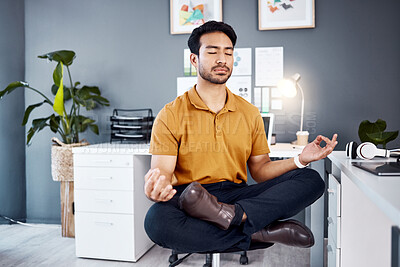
[168,242,274,267]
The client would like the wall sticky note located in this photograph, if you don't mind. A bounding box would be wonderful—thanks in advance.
[271,99,283,110]
[271,87,282,98]
[262,87,270,113]
[226,76,252,103]
[254,87,262,111]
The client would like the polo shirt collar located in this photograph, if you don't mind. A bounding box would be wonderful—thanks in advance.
[188,85,237,112]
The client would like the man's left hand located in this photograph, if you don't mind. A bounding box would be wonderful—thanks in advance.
[299,134,338,165]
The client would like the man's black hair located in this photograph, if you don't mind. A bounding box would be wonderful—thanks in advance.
[188,21,237,55]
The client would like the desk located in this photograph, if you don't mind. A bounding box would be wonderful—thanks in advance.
[72,142,312,263]
[326,152,400,267]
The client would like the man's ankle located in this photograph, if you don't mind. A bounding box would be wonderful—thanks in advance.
[241,212,247,223]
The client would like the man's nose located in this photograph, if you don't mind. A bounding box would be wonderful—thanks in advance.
[216,54,226,64]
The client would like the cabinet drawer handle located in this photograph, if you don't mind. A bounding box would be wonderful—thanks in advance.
[327,217,333,224]
[327,189,335,194]
[95,198,113,203]
[94,221,114,226]
[94,159,113,163]
[327,244,333,252]
[91,176,113,180]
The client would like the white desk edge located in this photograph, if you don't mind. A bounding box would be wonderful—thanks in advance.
[72,142,303,158]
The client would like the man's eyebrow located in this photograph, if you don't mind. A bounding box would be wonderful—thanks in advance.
[205,45,234,50]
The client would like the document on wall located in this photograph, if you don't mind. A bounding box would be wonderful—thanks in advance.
[255,47,283,86]
[177,77,197,96]
[226,76,252,103]
[232,48,252,76]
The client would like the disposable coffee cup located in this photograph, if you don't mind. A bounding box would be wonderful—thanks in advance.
[296,131,309,146]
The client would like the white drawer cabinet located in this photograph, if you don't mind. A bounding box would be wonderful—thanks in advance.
[326,152,400,267]
[327,173,341,267]
[75,189,134,214]
[75,212,135,261]
[74,167,134,191]
[327,174,341,248]
[73,146,153,262]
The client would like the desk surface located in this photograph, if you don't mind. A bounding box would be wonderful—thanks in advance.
[328,151,400,226]
[72,143,303,158]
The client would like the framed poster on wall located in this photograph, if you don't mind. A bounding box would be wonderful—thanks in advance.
[170,0,222,34]
[258,0,315,30]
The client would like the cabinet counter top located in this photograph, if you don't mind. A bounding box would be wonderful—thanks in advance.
[72,143,151,155]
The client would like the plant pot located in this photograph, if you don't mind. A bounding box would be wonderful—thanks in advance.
[51,137,89,237]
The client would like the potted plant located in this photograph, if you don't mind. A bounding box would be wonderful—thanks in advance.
[0,50,110,237]
[358,119,398,148]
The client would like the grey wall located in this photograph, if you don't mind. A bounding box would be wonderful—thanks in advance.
[0,0,26,223]
[20,0,400,222]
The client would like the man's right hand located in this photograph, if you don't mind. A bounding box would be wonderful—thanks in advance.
[144,168,176,202]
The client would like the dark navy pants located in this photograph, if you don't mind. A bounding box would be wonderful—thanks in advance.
[144,168,325,253]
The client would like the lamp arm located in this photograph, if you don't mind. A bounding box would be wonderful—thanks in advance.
[297,83,305,132]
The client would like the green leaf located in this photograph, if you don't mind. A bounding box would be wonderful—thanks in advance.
[32,117,49,131]
[82,118,95,125]
[53,62,63,87]
[51,84,58,95]
[84,99,96,110]
[77,86,100,100]
[53,62,64,116]
[26,117,51,145]
[73,95,86,106]
[89,124,99,135]
[358,119,387,143]
[51,84,71,100]
[1,81,29,99]
[366,131,399,146]
[22,100,50,126]
[27,127,35,146]
[49,114,60,133]
[38,50,76,66]
[76,115,95,132]
[82,86,100,95]
[87,95,110,106]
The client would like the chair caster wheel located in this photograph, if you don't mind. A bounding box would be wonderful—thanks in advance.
[169,254,178,263]
[240,255,249,265]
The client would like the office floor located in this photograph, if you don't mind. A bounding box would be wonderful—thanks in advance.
[0,224,310,267]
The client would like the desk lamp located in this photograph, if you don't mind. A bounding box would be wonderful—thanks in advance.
[277,73,309,146]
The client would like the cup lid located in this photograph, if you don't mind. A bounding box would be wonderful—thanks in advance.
[296,131,309,135]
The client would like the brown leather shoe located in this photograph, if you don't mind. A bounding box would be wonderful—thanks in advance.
[251,219,315,248]
[178,182,235,230]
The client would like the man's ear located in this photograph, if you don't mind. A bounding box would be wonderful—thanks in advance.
[190,53,198,69]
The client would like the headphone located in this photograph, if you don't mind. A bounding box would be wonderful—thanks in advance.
[346,141,390,160]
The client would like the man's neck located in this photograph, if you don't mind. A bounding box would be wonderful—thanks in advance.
[195,78,227,114]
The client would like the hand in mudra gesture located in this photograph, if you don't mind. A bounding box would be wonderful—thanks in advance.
[144,168,176,202]
[299,134,338,165]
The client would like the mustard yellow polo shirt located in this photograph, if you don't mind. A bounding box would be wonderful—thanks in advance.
[149,86,270,186]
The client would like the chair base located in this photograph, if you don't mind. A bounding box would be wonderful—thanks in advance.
[168,242,273,267]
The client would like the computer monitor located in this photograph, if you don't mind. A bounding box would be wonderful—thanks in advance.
[261,113,275,147]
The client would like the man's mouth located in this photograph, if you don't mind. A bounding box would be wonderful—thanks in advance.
[213,67,229,73]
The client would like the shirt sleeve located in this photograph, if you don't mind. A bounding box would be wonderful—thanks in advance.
[149,107,179,156]
[250,114,270,156]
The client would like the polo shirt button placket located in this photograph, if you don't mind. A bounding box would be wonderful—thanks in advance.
[215,115,222,138]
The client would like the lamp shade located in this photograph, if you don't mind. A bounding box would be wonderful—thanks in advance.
[277,79,297,98]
